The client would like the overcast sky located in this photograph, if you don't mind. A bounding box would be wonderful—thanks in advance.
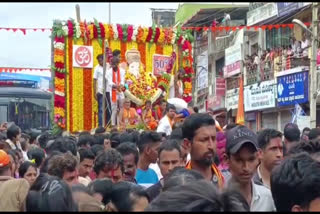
[0,2,181,68]
[0,2,249,68]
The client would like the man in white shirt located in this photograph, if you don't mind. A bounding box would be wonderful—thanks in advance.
[93,54,111,127]
[253,129,283,189]
[157,104,176,136]
[223,12,231,26]
[106,50,126,127]
[300,33,310,58]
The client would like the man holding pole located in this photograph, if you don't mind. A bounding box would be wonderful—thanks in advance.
[106,49,126,128]
[94,54,111,127]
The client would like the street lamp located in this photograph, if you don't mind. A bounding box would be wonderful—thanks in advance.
[292,3,318,128]
[292,19,314,37]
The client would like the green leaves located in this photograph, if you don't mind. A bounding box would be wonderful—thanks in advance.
[122,24,128,42]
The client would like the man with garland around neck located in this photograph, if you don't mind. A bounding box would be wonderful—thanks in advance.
[106,49,126,128]
[181,113,225,189]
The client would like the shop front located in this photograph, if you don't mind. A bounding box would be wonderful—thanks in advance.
[244,79,277,131]
[225,88,239,124]
[277,70,309,130]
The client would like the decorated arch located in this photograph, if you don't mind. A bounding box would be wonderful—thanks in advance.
[52,19,194,132]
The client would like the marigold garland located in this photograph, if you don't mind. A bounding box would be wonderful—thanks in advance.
[146,42,156,75]
[103,24,109,39]
[127,41,138,51]
[137,26,144,43]
[68,36,73,131]
[108,24,114,40]
[138,42,146,66]
[120,41,127,63]
[91,39,101,128]
[65,37,70,130]
[155,44,163,55]
[72,39,85,131]
[141,27,149,42]
[53,31,66,129]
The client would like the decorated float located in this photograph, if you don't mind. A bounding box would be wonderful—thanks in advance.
[52,19,194,132]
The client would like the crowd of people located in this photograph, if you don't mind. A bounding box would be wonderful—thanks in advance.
[244,32,311,82]
[0,107,320,211]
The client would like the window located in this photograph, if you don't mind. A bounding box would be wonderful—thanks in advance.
[266,27,292,49]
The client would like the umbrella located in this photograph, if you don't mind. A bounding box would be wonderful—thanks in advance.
[167,98,188,112]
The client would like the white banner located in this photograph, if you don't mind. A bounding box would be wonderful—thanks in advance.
[197,51,208,91]
[225,43,242,66]
[247,3,278,26]
[244,80,276,112]
[226,88,239,110]
[73,45,94,68]
[297,115,310,132]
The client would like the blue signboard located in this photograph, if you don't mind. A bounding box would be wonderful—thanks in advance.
[277,71,309,107]
[0,73,51,90]
[277,3,301,17]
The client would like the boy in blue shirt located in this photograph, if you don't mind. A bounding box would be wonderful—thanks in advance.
[135,131,162,188]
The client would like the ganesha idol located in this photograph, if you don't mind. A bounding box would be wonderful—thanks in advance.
[123,49,163,106]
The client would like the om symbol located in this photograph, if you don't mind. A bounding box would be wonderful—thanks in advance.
[75,46,91,67]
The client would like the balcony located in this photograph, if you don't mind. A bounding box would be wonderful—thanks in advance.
[245,49,310,85]
[226,76,239,90]
[195,33,208,56]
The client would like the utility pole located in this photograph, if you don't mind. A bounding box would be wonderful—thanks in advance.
[102,3,111,127]
[310,2,318,128]
[75,4,81,23]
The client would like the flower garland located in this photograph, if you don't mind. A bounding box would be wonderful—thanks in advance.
[132,25,138,42]
[122,24,128,42]
[72,38,85,131]
[67,36,73,131]
[113,24,119,40]
[136,26,144,43]
[127,25,133,42]
[146,27,153,43]
[117,24,123,41]
[53,33,66,129]
[91,39,101,128]
[53,20,194,45]
[177,35,194,103]
[153,27,161,44]
[157,28,165,44]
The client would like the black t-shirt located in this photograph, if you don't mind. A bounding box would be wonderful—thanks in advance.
[145,181,162,202]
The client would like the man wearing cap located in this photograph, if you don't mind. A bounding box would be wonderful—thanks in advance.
[0,150,13,187]
[182,113,224,189]
[225,125,276,211]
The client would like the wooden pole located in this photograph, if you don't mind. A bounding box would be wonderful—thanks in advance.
[102,3,111,127]
[76,4,81,23]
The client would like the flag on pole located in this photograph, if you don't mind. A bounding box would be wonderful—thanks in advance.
[236,75,245,125]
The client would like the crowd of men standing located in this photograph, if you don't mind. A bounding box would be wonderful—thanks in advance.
[0,110,320,211]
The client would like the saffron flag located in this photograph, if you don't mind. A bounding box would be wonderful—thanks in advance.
[236,75,245,125]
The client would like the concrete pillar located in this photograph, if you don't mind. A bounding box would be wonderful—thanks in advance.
[277,110,282,131]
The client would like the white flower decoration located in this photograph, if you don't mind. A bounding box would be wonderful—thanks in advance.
[112,24,118,39]
[54,42,65,50]
[75,26,81,38]
[62,26,69,36]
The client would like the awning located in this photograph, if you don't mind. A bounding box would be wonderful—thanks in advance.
[181,5,249,27]
[176,3,249,25]
[0,87,52,99]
